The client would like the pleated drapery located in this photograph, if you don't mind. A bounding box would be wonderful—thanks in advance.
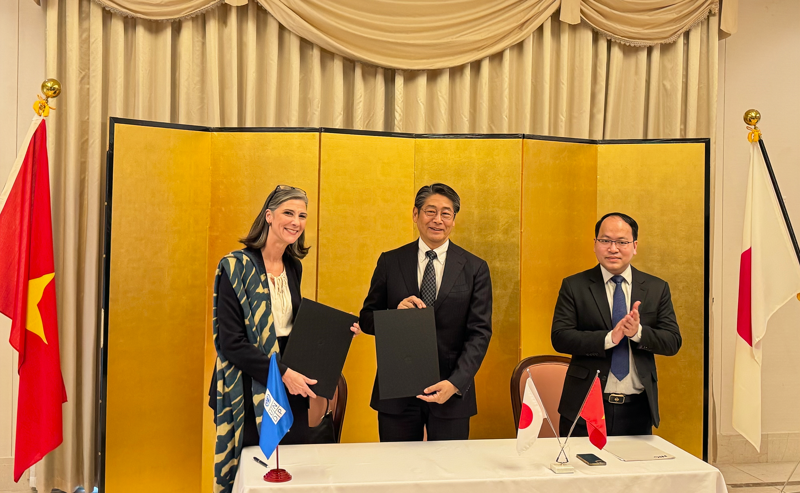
[566,0,720,45]
[83,0,732,68]
[41,0,719,491]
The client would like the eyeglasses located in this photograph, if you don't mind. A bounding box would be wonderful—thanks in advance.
[274,184,306,196]
[595,238,634,248]
[265,184,307,208]
[421,207,454,222]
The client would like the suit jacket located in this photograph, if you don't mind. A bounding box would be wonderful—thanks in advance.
[551,264,681,428]
[360,240,493,419]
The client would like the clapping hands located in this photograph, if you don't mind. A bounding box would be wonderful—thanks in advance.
[611,300,641,344]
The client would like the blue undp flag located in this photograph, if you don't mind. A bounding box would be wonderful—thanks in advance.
[259,354,294,459]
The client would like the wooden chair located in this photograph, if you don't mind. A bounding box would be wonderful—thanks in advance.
[308,373,348,442]
[510,355,570,437]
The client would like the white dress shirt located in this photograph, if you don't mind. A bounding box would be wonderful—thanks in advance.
[417,238,449,296]
[268,270,293,338]
[600,265,644,395]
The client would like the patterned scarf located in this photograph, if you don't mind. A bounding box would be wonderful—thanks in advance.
[211,250,279,493]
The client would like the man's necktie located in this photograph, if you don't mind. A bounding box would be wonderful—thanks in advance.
[610,275,630,380]
[420,250,437,308]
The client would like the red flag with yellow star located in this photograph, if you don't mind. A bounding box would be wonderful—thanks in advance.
[0,117,66,482]
[579,375,607,450]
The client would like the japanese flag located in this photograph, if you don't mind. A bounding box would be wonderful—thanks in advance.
[516,378,545,454]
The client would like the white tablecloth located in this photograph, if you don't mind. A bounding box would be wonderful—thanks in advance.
[234,435,725,493]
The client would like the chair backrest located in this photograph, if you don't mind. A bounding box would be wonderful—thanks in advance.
[307,373,348,442]
[510,355,570,438]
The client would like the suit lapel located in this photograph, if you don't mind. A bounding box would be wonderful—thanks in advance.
[435,242,466,309]
[588,265,612,330]
[399,241,420,297]
[630,266,648,309]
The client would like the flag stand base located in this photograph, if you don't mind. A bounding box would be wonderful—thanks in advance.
[549,462,575,474]
[264,469,292,482]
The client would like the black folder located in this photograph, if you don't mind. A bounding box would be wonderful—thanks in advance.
[374,307,440,400]
[281,298,358,400]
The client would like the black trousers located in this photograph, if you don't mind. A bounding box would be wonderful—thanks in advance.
[378,399,470,442]
[559,393,652,438]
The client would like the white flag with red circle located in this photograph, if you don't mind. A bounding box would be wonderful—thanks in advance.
[516,377,545,454]
[733,141,800,452]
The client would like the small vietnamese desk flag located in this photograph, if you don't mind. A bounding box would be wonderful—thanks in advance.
[733,141,800,452]
[580,376,607,450]
[0,117,67,482]
[259,354,294,459]
[516,377,545,454]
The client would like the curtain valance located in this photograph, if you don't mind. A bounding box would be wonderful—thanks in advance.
[561,0,721,45]
[78,0,734,69]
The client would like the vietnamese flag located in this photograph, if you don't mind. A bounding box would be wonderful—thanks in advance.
[733,141,800,452]
[0,117,67,482]
[580,376,607,450]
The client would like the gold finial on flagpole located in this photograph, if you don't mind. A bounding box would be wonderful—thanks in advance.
[33,78,62,117]
[744,109,761,142]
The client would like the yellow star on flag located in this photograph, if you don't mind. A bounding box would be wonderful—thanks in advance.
[26,272,54,344]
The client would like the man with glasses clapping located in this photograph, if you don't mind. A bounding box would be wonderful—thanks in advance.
[551,212,681,437]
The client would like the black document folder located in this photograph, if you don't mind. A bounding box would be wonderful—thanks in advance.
[374,307,440,400]
[281,298,358,399]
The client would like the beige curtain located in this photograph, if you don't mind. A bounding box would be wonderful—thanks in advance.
[256,0,561,69]
[43,0,718,490]
[562,0,718,45]
[84,0,731,68]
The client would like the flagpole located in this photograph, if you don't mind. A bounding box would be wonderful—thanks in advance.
[556,370,601,463]
[264,444,292,482]
[757,139,800,265]
[744,110,800,266]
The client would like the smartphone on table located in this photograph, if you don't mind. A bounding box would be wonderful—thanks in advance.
[576,453,606,466]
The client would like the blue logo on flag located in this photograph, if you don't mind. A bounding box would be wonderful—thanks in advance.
[259,354,294,458]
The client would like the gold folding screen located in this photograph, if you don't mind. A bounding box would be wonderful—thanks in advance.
[317,131,416,443]
[596,143,707,457]
[105,124,212,493]
[202,131,321,492]
[518,139,707,456]
[102,121,709,491]
[414,138,522,440]
[520,140,598,358]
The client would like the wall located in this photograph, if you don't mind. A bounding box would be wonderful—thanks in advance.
[714,0,800,463]
[0,0,46,488]
[5,0,800,476]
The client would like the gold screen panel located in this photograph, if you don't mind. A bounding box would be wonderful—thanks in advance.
[597,143,706,457]
[520,140,598,358]
[317,132,416,443]
[104,123,709,488]
[414,138,522,439]
[106,124,212,493]
[201,131,321,492]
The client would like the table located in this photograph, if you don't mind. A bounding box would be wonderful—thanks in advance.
[234,435,726,492]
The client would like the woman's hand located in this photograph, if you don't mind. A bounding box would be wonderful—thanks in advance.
[281,368,317,398]
[350,321,362,336]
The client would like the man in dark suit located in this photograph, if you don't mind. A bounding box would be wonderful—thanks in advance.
[360,183,492,442]
[552,212,681,437]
